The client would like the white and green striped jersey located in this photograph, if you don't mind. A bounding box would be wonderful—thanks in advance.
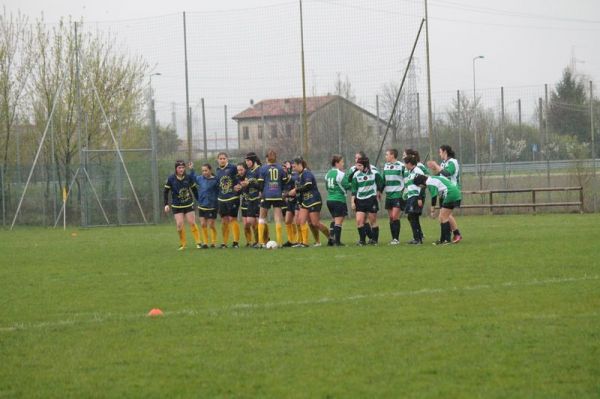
[425,176,462,203]
[403,166,425,199]
[383,161,405,199]
[325,168,347,203]
[440,158,461,189]
[351,167,383,200]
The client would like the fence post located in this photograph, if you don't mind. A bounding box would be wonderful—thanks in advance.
[579,186,584,214]
[489,191,494,215]
[150,99,160,224]
[1,165,4,227]
[532,190,536,214]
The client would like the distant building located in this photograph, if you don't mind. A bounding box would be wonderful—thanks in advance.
[232,95,387,167]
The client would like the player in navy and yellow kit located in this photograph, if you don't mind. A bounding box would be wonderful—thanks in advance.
[216,152,241,248]
[240,152,262,246]
[288,157,330,247]
[163,160,201,250]
[257,149,287,247]
[188,161,219,248]
[282,160,299,247]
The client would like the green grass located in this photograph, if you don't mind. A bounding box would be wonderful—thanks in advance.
[1,214,599,398]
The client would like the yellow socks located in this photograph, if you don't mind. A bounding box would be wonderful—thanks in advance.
[244,225,253,244]
[300,223,309,245]
[210,226,217,245]
[286,223,296,243]
[201,226,209,245]
[258,221,266,245]
[275,223,283,245]
[190,223,200,244]
[222,222,230,245]
[231,219,240,243]
[178,229,186,248]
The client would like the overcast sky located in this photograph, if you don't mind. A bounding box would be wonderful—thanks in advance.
[4,0,600,137]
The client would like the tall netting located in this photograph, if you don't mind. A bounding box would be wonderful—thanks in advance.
[1,2,598,228]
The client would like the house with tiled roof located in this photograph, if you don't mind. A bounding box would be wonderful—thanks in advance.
[232,95,387,167]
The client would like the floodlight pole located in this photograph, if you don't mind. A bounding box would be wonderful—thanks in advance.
[424,0,434,157]
[299,0,308,159]
[183,12,192,162]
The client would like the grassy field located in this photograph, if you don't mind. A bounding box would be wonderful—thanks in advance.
[1,214,599,398]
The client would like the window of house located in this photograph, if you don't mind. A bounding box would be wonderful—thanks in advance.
[270,125,277,139]
[258,126,263,139]
[286,124,292,137]
[243,126,249,140]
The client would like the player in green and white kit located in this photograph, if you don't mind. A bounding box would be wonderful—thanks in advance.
[351,157,384,245]
[325,155,350,246]
[402,155,426,244]
[413,174,462,245]
[383,149,405,245]
[404,148,439,219]
[427,145,462,243]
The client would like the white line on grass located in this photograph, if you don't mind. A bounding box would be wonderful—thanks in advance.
[1,274,598,333]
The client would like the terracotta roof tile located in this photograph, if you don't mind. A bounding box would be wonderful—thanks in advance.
[232,95,338,119]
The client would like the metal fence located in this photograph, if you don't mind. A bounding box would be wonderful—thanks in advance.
[1,1,599,227]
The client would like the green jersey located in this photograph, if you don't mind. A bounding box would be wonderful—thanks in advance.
[325,168,348,203]
[383,161,405,199]
[418,162,437,198]
[440,158,461,190]
[425,176,461,203]
[351,166,384,200]
[403,166,425,200]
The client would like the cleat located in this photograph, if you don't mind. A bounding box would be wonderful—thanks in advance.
[327,239,334,247]
[357,241,367,247]
[293,243,308,248]
[368,239,378,246]
[389,239,400,245]
[282,241,295,248]
[256,244,265,249]
[202,244,209,249]
[220,244,228,249]
[232,242,239,249]
[407,239,423,245]
[196,243,202,249]
[177,245,186,251]
[313,242,322,247]
[210,244,216,248]
[452,234,462,244]
[432,240,451,246]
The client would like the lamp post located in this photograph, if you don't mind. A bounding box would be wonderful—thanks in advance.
[148,72,161,224]
[472,55,484,185]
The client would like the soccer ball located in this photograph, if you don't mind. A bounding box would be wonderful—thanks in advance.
[265,240,278,250]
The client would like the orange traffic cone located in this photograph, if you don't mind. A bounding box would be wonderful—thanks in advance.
[147,308,164,317]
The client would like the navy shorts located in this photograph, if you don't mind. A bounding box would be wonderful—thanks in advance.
[355,197,379,214]
[405,197,423,215]
[327,200,348,218]
[198,207,217,219]
[172,205,194,215]
[300,202,322,213]
[241,199,260,218]
[385,197,406,211]
[260,199,286,209]
[218,200,240,217]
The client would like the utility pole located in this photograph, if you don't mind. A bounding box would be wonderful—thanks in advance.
[299,0,309,159]
[183,12,192,162]
[424,0,434,157]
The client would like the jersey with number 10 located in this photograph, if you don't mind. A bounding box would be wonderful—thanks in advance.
[258,163,287,200]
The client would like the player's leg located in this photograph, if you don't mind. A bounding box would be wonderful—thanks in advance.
[199,216,209,247]
[355,210,368,245]
[389,204,401,244]
[284,208,296,246]
[185,210,201,247]
[435,207,452,244]
[208,218,217,247]
[257,206,269,246]
[367,211,379,244]
[296,208,310,247]
[174,212,186,249]
[273,207,284,246]
[230,202,241,248]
